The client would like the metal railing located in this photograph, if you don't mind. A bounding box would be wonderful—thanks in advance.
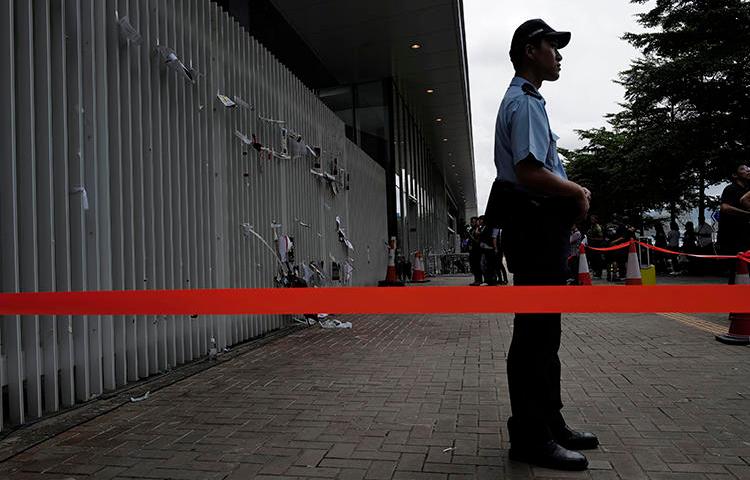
[425,253,471,276]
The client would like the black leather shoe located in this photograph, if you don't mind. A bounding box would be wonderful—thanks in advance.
[553,425,599,450]
[509,440,588,471]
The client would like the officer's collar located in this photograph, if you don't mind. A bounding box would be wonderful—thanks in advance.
[510,76,544,99]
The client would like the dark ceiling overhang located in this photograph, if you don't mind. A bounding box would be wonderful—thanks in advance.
[266,0,477,217]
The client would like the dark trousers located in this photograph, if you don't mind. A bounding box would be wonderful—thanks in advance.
[487,180,573,445]
[506,272,568,444]
[469,247,483,283]
[482,248,498,284]
[588,244,604,277]
[721,243,748,284]
[497,248,509,284]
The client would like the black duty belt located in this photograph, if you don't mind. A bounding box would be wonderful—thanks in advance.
[484,180,576,229]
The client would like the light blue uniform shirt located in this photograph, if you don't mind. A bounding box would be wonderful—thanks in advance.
[494,76,567,186]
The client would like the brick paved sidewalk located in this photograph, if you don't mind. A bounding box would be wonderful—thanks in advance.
[1,279,749,479]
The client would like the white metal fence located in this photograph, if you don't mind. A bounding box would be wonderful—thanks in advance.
[0,0,388,429]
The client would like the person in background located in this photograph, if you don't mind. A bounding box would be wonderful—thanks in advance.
[682,221,698,275]
[494,226,509,285]
[683,222,697,252]
[653,223,668,274]
[667,220,681,274]
[606,220,632,281]
[468,217,483,285]
[586,216,604,278]
[568,224,584,284]
[478,215,499,285]
[718,163,750,283]
[696,219,714,254]
[696,219,714,275]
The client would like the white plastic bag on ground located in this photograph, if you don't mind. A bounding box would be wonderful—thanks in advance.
[319,318,352,329]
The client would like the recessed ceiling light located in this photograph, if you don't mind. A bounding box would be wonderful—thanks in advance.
[411,43,421,49]
[426,89,434,94]
[435,118,443,122]
[442,138,448,142]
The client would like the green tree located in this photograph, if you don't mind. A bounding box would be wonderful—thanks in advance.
[567,0,750,222]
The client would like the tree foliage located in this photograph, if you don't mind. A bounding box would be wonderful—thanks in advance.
[566,0,750,221]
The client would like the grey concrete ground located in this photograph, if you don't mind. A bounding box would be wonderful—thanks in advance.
[1,276,748,480]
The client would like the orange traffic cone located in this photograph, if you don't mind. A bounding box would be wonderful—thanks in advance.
[715,260,750,345]
[577,244,592,285]
[411,251,429,283]
[625,242,642,285]
[378,237,404,287]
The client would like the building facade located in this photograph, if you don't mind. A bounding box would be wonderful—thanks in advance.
[0,0,475,429]
[219,0,477,255]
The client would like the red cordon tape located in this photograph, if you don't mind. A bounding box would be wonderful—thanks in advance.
[585,241,634,252]
[586,240,750,262]
[637,242,742,260]
[1,285,749,315]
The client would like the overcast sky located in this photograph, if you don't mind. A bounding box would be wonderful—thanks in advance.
[464,0,650,214]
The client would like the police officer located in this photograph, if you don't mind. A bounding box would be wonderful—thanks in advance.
[484,19,598,470]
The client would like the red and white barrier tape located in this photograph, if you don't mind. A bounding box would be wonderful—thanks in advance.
[585,240,750,263]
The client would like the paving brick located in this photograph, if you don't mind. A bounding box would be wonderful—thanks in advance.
[295,449,328,467]
[320,458,372,470]
[337,469,367,480]
[392,472,447,480]
[423,462,475,474]
[668,463,729,474]
[286,465,340,477]
[327,443,357,459]
[394,452,424,471]
[365,460,397,479]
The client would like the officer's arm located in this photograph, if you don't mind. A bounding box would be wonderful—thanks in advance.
[516,156,587,199]
[740,190,750,210]
[720,202,750,218]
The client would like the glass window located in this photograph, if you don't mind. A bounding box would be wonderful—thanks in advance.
[319,86,355,141]
[395,186,401,218]
[357,81,384,108]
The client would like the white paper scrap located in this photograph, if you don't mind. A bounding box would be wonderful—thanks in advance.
[116,13,142,45]
[319,319,352,329]
[241,223,285,269]
[305,145,319,157]
[233,95,253,110]
[234,130,252,145]
[258,114,285,125]
[130,391,150,402]
[71,185,89,210]
[217,93,236,108]
[155,44,178,64]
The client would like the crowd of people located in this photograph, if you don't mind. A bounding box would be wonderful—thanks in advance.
[580,217,720,280]
[464,215,508,286]
[462,181,750,286]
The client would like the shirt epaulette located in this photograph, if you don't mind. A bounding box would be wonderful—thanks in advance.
[521,83,543,100]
